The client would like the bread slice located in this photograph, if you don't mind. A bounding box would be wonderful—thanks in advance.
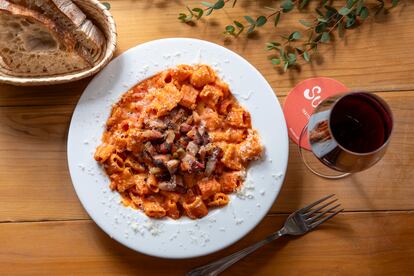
[9,0,105,64]
[0,0,91,76]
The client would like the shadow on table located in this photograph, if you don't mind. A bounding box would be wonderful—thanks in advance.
[271,145,307,213]
[347,174,376,211]
[0,77,90,107]
[92,214,293,275]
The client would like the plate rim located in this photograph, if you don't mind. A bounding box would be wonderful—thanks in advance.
[67,37,289,259]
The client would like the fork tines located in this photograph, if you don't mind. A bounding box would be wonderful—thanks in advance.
[301,194,343,229]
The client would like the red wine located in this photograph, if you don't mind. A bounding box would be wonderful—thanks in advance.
[329,93,393,153]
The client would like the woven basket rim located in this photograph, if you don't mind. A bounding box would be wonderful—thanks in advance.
[0,0,117,86]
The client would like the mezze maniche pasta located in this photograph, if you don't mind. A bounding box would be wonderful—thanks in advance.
[94,64,263,219]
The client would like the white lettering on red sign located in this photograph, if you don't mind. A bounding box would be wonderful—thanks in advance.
[304,86,322,108]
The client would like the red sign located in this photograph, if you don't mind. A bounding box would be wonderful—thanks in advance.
[283,77,349,150]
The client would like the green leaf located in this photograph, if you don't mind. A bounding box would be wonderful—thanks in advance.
[178,13,187,21]
[201,1,214,8]
[287,53,296,64]
[256,16,267,27]
[178,10,193,23]
[266,42,281,50]
[321,32,330,42]
[271,58,281,65]
[325,10,337,19]
[244,15,256,25]
[101,2,110,10]
[317,17,328,23]
[359,7,369,19]
[307,30,314,42]
[283,62,289,72]
[299,19,312,27]
[234,20,244,28]
[346,0,354,9]
[205,8,213,16]
[303,51,310,62]
[321,0,329,6]
[311,43,318,53]
[192,8,204,19]
[346,13,356,28]
[247,25,255,34]
[314,34,322,43]
[213,0,225,9]
[315,22,327,33]
[346,19,355,28]
[391,0,399,7]
[225,25,235,34]
[339,7,351,15]
[299,0,310,9]
[325,5,338,15]
[281,0,294,13]
[356,0,364,14]
[279,48,285,59]
[289,31,302,41]
[274,13,281,27]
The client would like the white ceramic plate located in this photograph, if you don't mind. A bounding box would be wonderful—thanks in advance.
[67,38,289,259]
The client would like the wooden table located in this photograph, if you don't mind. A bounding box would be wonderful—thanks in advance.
[1,1,413,275]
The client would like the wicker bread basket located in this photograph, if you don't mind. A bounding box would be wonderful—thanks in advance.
[0,0,117,86]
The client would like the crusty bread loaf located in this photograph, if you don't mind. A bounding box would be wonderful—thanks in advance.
[8,0,105,64]
[0,0,91,76]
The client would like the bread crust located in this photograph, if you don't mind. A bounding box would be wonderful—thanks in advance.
[8,0,105,63]
[0,0,92,76]
[1,0,75,50]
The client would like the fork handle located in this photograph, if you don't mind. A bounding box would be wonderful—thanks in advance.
[187,229,286,276]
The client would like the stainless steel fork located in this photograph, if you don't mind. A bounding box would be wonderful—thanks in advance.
[187,194,343,276]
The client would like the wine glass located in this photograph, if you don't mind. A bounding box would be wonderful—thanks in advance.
[299,92,393,179]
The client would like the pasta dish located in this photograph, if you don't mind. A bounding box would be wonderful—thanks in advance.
[94,64,263,219]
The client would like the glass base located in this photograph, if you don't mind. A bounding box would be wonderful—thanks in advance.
[299,124,350,179]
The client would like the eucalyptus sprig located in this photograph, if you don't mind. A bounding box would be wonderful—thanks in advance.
[178,0,401,71]
[178,0,237,22]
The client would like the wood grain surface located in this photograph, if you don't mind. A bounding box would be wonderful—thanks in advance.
[0,1,413,107]
[0,212,413,275]
[0,0,413,275]
[0,91,412,222]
